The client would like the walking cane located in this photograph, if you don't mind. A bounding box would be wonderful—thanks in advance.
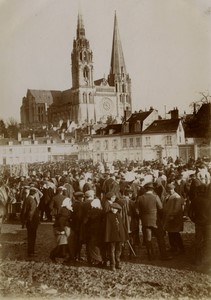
[127,240,136,257]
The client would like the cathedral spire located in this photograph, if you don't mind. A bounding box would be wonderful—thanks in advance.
[77,10,85,39]
[109,12,126,75]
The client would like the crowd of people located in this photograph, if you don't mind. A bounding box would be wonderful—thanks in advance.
[1,157,211,272]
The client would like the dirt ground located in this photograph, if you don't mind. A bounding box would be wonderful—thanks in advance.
[0,220,210,299]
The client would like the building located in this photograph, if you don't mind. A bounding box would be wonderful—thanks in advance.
[142,119,185,161]
[20,12,132,128]
[91,108,158,163]
[0,135,78,165]
[182,102,211,161]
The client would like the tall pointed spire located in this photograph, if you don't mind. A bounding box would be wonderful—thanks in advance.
[77,9,85,39]
[109,12,126,75]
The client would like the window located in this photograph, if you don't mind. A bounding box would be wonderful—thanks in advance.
[123,138,127,148]
[95,141,101,151]
[104,140,108,150]
[83,93,87,103]
[145,137,151,146]
[136,137,141,147]
[129,138,134,148]
[166,136,172,146]
[113,139,117,150]
[89,93,93,104]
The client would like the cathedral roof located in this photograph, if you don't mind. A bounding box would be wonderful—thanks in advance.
[27,89,61,105]
[94,78,109,86]
[109,12,127,75]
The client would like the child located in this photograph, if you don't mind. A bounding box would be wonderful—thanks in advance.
[49,198,72,263]
[104,202,128,271]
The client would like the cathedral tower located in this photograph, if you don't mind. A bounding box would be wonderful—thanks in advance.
[108,12,132,115]
[71,11,94,88]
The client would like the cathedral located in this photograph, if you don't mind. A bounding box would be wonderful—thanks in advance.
[20,12,132,127]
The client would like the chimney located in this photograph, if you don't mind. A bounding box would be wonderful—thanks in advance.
[170,107,179,119]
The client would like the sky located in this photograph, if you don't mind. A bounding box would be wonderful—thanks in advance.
[0,0,210,122]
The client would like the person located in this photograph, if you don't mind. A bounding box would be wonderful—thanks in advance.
[50,186,66,218]
[80,190,103,266]
[104,202,128,271]
[21,187,40,258]
[189,181,211,273]
[136,182,163,260]
[49,197,73,263]
[83,178,94,194]
[67,191,85,262]
[20,186,30,228]
[39,181,54,222]
[163,183,185,254]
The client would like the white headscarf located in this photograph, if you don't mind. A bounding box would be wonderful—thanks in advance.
[61,197,73,211]
[91,198,102,209]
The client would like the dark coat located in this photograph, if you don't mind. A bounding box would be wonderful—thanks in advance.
[80,201,103,243]
[21,195,40,228]
[51,193,66,215]
[163,192,184,232]
[104,211,128,243]
[189,183,211,225]
[54,207,72,232]
[136,192,162,228]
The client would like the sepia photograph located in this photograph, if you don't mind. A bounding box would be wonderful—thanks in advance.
[0,0,210,299]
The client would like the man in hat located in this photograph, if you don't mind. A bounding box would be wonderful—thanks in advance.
[67,191,85,262]
[50,186,66,218]
[136,182,163,260]
[21,187,40,257]
[163,183,185,254]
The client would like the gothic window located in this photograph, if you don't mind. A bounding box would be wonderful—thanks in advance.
[84,51,87,61]
[83,93,87,103]
[83,66,89,80]
[80,52,83,61]
[126,95,130,103]
[122,84,125,93]
[89,93,93,104]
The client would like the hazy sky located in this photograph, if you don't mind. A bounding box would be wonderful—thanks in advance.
[0,0,210,122]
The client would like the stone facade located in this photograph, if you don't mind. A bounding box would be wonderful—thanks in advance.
[21,12,132,127]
